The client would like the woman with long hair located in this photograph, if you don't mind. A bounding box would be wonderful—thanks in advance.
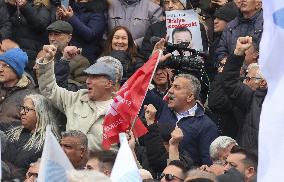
[102,26,145,84]
[3,94,60,179]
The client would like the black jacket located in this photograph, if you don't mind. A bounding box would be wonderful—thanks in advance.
[140,20,209,59]
[0,0,12,39]
[7,1,51,73]
[222,54,267,149]
[141,123,193,177]
[208,73,245,139]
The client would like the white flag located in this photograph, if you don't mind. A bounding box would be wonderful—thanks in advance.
[258,1,284,181]
[110,133,142,182]
[37,125,74,182]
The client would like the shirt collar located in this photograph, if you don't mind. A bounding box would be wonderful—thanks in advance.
[175,103,197,122]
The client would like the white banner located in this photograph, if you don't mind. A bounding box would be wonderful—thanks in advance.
[165,10,203,51]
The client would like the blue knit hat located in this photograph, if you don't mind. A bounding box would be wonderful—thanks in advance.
[0,48,28,77]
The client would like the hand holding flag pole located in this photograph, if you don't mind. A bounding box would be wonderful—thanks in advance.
[102,50,163,150]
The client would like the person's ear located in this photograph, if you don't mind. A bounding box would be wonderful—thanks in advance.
[253,51,259,60]
[259,79,267,89]
[67,34,72,42]
[80,146,86,158]
[104,170,111,177]
[256,1,262,10]
[245,166,256,180]
[105,80,114,89]
[186,93,194,103]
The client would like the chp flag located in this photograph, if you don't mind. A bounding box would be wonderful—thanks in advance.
[102,50,162,149]
[258,0,284,181]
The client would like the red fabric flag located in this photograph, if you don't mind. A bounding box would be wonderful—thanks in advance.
[102,51,162,150]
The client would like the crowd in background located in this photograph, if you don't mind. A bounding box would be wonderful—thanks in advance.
[0,0,265,181]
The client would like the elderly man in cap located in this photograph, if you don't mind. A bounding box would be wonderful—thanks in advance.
[46,20,90,88]
[0,48,36,131]
[37,44,122,151]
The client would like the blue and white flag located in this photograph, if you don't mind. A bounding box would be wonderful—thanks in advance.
[110,133,142,182]
[37,125,74,182]
[258,0,284,181]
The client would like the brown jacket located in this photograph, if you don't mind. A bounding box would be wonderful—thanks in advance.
[69,54,90,84]
[0,75,37,131]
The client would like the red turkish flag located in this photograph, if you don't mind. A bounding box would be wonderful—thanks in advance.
[102,51,162,149]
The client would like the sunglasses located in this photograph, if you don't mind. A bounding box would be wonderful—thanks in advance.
[244,76,262,82]
[160,173,184,181]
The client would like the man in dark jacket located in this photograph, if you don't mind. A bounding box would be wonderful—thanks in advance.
[222,36,267,149]
[0,0,11,39]
[0,48,36,131]
[215,0,263,64]
[144,74,218,166]
[140,0,209,59]
[46,20,90,87]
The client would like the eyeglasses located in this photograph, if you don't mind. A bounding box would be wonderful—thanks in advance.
[20,105,35,113]
[244,76,262,82]
[0,63,10,69]
[27,172,38,178]
[160,173,184,181]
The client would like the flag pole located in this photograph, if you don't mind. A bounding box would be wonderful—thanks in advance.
[129,115,138,132]
[129,50,162,133]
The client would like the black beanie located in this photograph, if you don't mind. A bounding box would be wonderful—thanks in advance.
[214,2,239,22]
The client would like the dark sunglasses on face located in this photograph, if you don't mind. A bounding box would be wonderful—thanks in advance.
[160,173,184,181]
[244,76,262,82]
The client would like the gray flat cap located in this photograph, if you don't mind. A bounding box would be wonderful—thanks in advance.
[47,20,73,34]
[84,62,116,83]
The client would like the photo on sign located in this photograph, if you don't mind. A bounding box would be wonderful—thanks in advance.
[166,10,203,52]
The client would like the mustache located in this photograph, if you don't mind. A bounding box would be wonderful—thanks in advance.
[168,94,175,100]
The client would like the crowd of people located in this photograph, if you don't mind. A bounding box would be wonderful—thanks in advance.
[0,0,265,181]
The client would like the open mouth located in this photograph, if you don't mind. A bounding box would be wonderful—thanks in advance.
[168,94,175,101]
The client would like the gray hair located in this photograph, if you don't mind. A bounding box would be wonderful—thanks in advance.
[247,63,265,83]
[186,169,217,182]
[97,56,123,84]
[6,94,60,152]
[174,74,201,99]
[62,130,88,149]
[209,136,238,161]
[67,170,111,182]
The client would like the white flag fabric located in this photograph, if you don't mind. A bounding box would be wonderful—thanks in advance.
[258,1,284,181]
[110,133,142,182]
[37,125,74,182]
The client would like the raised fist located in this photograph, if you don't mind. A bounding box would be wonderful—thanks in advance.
[144,104,157,126]
[42,45,57,61]
[234,36,253,56]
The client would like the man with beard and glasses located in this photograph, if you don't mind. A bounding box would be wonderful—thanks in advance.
[144,74,218,166]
